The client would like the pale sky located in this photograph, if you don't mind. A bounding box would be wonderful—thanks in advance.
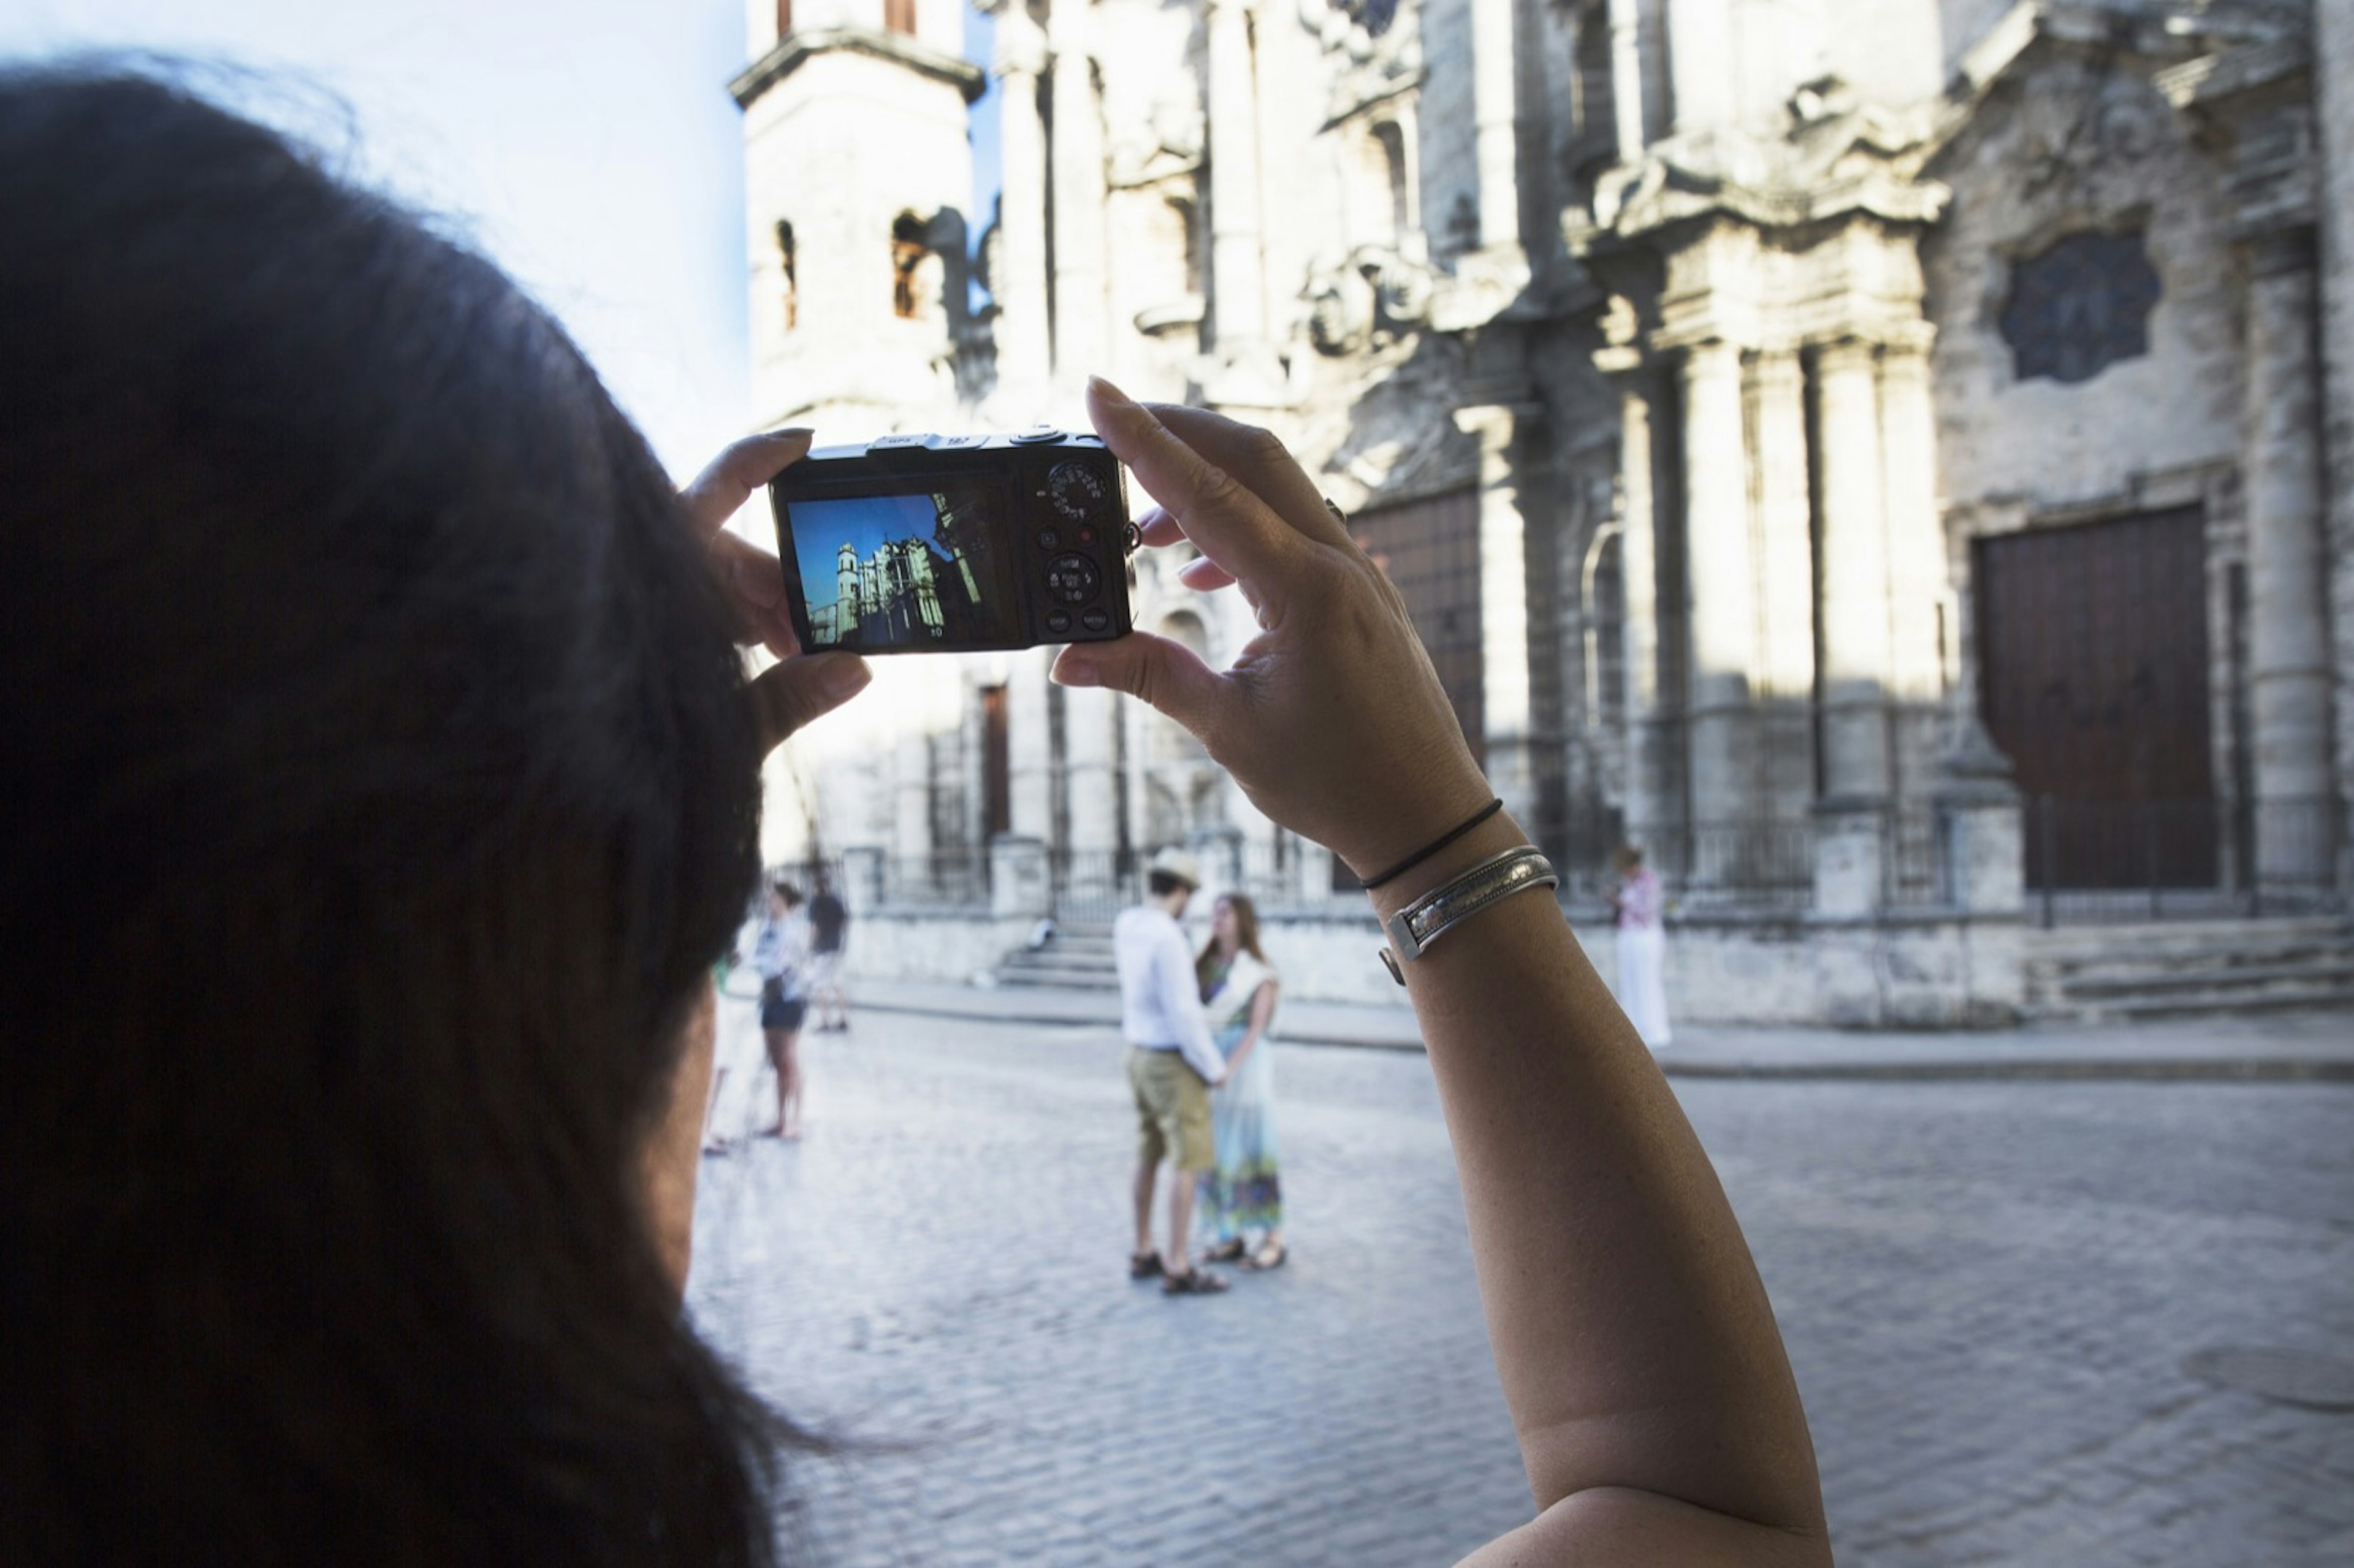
[0,0,998,480]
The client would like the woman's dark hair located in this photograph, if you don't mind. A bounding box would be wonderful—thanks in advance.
[1195,893,1267,989]
[0,64,799,1564]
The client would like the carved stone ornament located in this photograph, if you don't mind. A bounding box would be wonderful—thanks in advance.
[1999,229,2163,386]
[1301,0,1422,127]
[1302,244,1437,356]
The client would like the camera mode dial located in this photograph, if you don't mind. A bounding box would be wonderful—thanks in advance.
[1046,461,1109,522]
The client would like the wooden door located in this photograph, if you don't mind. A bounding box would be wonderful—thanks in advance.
[981,683,1011,840]
[1974,508,2215,887]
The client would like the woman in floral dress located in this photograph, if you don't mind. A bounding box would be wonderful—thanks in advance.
[1195,894,1286,1270]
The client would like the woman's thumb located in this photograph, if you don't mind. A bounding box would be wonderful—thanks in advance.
[1051,631,1224,741]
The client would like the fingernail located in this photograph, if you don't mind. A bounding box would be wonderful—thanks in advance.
[1085,376,1134,409]
[759,426,815,444]
[818,656,871,701]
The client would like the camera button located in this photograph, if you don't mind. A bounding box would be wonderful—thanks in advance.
[1011,425,1065,445]
[1080,607,1111,634]
[935,433,989,449]
[868,433,931,451]
[1046,553,1100,605]
[1035,527,1061,550]
[1046,609,1074,635]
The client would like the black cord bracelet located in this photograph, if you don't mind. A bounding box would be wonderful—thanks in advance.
[1359,797,1505,890]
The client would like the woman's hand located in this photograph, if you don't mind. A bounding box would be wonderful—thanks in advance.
[1050,379,1491,878]
[680,430,872,755]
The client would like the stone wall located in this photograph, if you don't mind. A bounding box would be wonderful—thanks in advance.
[839,899,2026,1028]
[1925,54,2245,517]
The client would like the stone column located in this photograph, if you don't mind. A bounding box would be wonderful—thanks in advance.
[1880,332,1948,811]
[1678,340,1756,834]
[2242,230,2336,888]
[1048,8,1109,382]
[1606,0,1647,165]
[1606,359,1674,859]
[988,836,1051,919]
[1061,683,1121,854]
[1455,405,1538,824]
[989,4,1052,399]
[1935,718,2024,918]
[1005,647,1054,840]
[2320,2,2354,892]
[1468,0,1520,251]
[1666,0,1733,135]
[1812,337,1892,911]
[1205,0,1267,349]
[841,845,886,916]
[893,733,934,872]
[1813,337,1892,802]
[1751,348,1815,821]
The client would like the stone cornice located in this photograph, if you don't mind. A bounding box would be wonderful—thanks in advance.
[731,28,988,111]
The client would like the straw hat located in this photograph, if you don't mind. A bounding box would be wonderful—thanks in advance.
[1146,846,1202,889]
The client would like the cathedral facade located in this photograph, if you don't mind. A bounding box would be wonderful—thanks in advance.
[733,0,2354,1019]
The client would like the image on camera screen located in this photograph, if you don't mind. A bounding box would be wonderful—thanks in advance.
[787,483,1013,650]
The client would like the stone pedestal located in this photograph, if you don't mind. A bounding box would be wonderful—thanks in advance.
[842,845,886,916]
[988,835,1051,920]
[1811,799,1885,919]
[1935,715,2024,917]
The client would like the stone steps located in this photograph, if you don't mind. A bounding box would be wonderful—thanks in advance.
[996,923,1118,991]
[2025,916,2354,1022]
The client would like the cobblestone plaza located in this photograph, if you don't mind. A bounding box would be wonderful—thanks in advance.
[685,1002,2354,1567]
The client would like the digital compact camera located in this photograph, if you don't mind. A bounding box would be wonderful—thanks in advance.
[769,427,1135,655]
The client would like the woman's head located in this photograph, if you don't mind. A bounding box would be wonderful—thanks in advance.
[1613,845,1646,873]
[1,64,786,1562]
[1206,894,1265,964]
[772,879,804,912]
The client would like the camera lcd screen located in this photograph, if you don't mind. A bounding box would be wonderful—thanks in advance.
[781,479,1023,652]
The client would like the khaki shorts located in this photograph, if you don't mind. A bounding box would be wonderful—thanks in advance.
[1128,1046,1214,1173]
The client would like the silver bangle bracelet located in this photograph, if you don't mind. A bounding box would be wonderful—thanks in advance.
[1377,846,1560,984]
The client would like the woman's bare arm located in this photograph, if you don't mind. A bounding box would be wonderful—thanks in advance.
[1052,379,1829,1566]
[1225,979,1278,1071]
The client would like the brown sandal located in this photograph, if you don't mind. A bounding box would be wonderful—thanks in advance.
[1241,1241,1287,1271]
[1201,1239,1247,1265]
[1129,1250,1165,1280]
[1161,1267,1230,1296]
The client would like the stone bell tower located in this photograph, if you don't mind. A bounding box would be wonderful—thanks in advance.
[734,0,988,435]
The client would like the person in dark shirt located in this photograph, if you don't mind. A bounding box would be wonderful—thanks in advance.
[806,872,850,1032]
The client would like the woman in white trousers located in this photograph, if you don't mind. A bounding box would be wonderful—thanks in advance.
[1609,846,1672,1048]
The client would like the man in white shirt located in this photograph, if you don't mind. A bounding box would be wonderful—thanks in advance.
[1114,847,1229,1295]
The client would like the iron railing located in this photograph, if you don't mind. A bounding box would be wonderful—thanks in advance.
[2025,794,2343,926]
